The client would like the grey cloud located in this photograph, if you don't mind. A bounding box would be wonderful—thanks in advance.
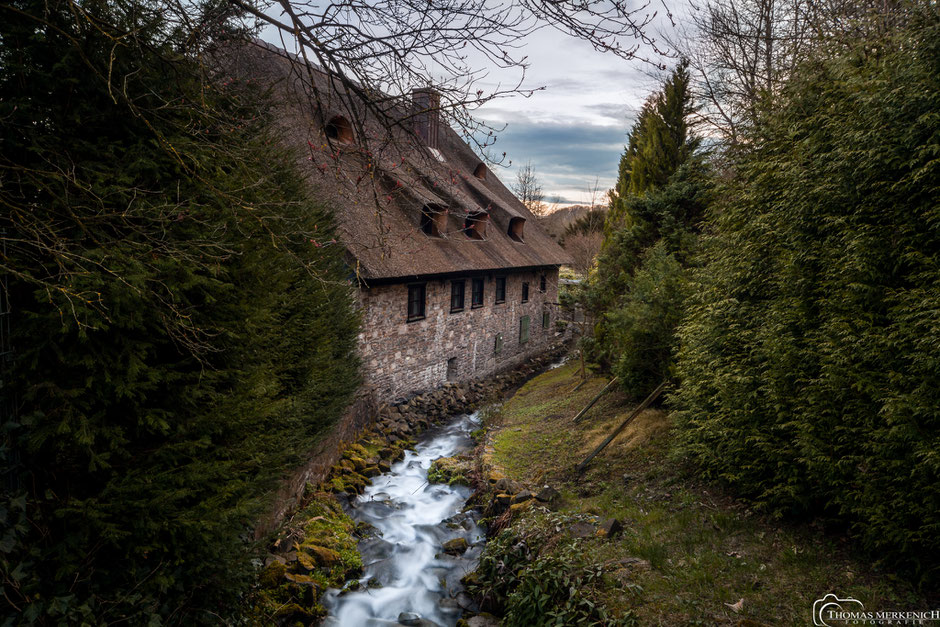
[480,120,628,198]
[583,103,637,124]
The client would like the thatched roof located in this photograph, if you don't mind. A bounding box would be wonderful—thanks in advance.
[222,40,572,282]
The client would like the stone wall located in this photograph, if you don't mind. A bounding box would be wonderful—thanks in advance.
[255,387,377,537]
[357,267,563,400]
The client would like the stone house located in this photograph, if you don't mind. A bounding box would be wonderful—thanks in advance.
[227,42,572,400]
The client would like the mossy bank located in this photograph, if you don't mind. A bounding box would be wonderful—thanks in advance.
[461,362,933,626]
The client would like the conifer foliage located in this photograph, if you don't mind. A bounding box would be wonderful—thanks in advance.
[673,13,940,583]
[606,60,699,229]
[587,62,708,396]
[0,0,360,621]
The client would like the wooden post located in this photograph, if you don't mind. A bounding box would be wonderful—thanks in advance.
[575,380,669,473]
[571,376,619,424]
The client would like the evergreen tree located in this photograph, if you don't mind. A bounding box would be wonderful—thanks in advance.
[0,0,360,621]
[585,163,711,391]
[606,60,698,233]
[673,10,940,583]
[585,61,707,395]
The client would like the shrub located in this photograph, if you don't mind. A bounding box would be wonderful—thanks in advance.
[673,12,940,584]
[0,0,360,621]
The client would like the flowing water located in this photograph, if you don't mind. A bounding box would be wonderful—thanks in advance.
[322,411,484,627]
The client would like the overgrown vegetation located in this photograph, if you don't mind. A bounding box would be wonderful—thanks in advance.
[469,512,637,627]
[249,491,363,624]
[672,12,940,583]
[585,5,939,586]
[0,0,359,622]
[586,62,709,395]
[478,363,928,624]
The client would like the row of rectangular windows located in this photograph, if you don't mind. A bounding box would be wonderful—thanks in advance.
[407,275,548,321]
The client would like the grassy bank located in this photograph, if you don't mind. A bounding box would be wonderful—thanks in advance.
[476,362,929,625]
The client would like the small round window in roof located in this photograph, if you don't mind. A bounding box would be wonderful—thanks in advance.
[324,116,353,143]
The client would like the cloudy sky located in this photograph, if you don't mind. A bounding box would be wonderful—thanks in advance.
[474,27,672,207]
[260,5,687,208]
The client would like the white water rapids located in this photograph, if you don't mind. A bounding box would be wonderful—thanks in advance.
[321,411,484,627]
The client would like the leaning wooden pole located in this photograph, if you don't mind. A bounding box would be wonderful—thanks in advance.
[575,380,670,473]
[572,377,619,424]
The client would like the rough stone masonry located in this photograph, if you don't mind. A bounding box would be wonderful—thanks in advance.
[357,267,564,400]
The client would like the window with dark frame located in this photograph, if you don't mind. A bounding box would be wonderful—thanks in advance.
[542,310,550,329]
[495,276,506,304]
[450,280,465,312]
[407,283,426,321]
[494,333,503,355]
[508,216,525,242]
[471,278,484,308]
[519,315,530,344]
[540,274,547,292]
[521,282,529,303]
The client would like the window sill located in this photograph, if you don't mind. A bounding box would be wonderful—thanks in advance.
[406,316,426,323]
[450,308,464,314]
[471,304,484,309]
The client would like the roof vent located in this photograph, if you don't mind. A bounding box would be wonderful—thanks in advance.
[508,217,526,242]
[324,115,353,143]
[463,211,489,240]
[412,88,440,149]
[420,204,448,238]
[473,163,487,180]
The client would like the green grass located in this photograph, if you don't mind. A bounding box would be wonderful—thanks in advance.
[482,363,930,625]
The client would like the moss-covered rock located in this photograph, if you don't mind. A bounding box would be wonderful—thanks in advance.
[305,544,341,567]
[250,492,362,622]
[296,550,317,571]
[259,561,287,588]
[509,500,533,515]
[442,537,469,555]
[273,602,315,624]
[342,443,370,461]
[428,456,472,487]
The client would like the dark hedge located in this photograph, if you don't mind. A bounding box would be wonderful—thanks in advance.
[0,0,360,622]
[672,13,940,584]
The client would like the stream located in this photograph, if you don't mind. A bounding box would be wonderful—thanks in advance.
[321,410,484,627]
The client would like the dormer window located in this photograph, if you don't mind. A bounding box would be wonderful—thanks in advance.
[473,163,487,180]
[463,211,489,240]
[508,217,526,242]
[324,116,353,143]
[420,204,448,238]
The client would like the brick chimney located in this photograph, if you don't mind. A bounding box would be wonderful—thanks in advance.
[412,88,440,149]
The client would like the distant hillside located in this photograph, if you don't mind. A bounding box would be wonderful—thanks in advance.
[540,205,602,240]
